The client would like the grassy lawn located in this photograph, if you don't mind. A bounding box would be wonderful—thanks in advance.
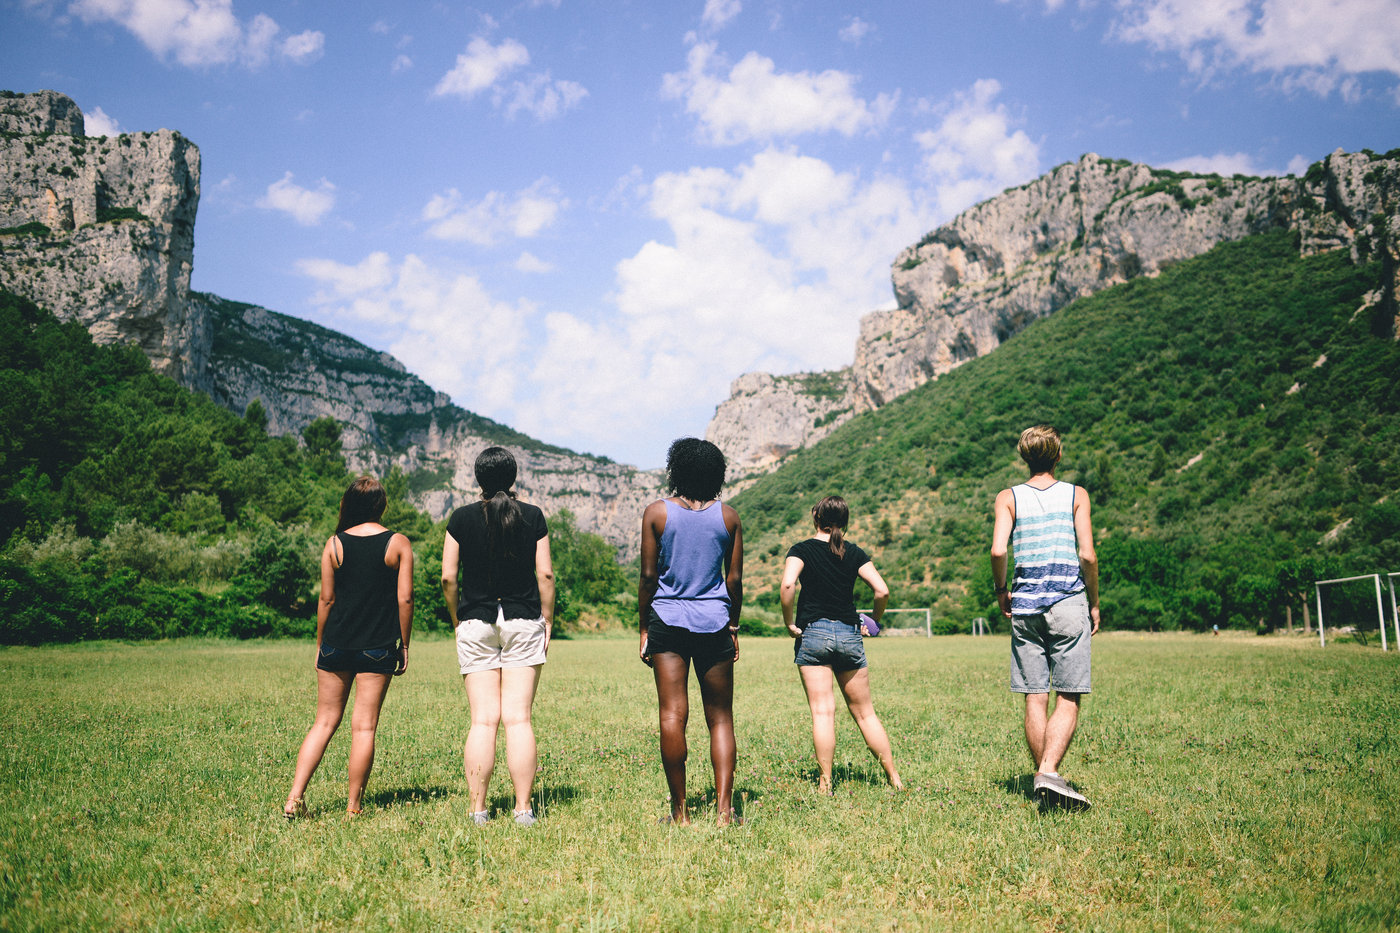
[1,632,1396,931]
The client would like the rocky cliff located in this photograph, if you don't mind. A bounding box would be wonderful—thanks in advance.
[0,90,662,553]
[708,150,1400,473]
[0,90,204,384]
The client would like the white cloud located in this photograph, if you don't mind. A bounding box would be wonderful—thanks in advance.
[68,0,324,68]
[83,105,120,136]
[296,253,536,413]
[915,79,1041,218]
[433,36,530,98]
[280,29,324,65]
[1162,151,1284,175]
[1107,0,1400,96]
[702,0,741,29]
[518,149,929,454]
[256,172,336,225]
[501,73,588,120]
[514,251,555,274]
[839,16,873,44]
[1286,154,1312,176]
[391,54,413,73]
[662,41,896,144]
[422,179,565,245]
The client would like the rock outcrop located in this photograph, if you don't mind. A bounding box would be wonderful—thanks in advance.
[705,370,854,482]
[0,91,204,384]
[0,90,663,553]
[708,149,1400,474]
[201,293,664,551]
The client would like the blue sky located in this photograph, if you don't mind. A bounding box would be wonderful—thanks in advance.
[5,0,1399,467]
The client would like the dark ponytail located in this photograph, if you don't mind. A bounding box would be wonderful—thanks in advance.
[812,495,849,559]
[337,475,387,532]
[475,447,522,566]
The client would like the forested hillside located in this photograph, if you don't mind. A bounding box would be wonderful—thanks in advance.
[0,291,626,644]
[733,230,1399,633]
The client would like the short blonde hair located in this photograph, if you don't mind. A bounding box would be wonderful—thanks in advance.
[1017,425,1062,473]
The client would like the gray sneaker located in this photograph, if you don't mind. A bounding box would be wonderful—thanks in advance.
[1034,773,1090,810]
[471,810,490,826]
[513,808,538,827]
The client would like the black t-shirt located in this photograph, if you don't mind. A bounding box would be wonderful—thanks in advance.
[446,500,549,621]
[786,537,871,629]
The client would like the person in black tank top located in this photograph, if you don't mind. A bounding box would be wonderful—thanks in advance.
[284,476,414,819]
[779,496,903,794]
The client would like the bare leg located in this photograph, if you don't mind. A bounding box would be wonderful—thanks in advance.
[698,659,736,825]
[463,669,503,813]
[652,652,691,825]
[1023,692,1049,768]
[835,667,902,790]
[500,665,543,813]
[287,669,354,812]
[345,672,393,813]
[1036,692,1081,775]
[798,665,837,793]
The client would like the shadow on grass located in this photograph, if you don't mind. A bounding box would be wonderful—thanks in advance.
[487,783,581,818]
[363,785,456,810]
[801,762,889,792]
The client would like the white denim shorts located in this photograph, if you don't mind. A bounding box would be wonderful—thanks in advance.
[456,607,549,674]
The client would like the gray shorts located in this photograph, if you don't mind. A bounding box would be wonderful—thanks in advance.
[1010,591,1091,694]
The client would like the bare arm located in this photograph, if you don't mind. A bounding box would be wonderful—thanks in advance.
[535,534,555,651]
[723,505,744,630]
[779,556,804,637]
[386,533,414,674]
[856,561,889,631]
[990,488,1015,619]
[316,536,337,653]
[1073,485,1101,635]
[440,530,461,627]
[637,501,664,664]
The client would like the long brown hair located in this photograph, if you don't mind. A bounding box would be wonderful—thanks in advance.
[336,475,387,532]
[812,495,849,559]
[475,446,522,565]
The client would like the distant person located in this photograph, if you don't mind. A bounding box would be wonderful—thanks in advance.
[780,495,903,794]
[285,475,414,819]
[990,425,1100,809]
[442,446,555,827]
[638,438,743,827]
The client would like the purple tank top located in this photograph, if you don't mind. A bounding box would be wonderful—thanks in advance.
[652,499,732,633]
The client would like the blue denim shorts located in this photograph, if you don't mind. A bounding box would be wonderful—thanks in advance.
[317,644,399,675]
[1010,591,1091,694]
[793,617,868,671]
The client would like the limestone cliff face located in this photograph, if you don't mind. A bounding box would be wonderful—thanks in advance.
[0,90,662,553]
[0,91,204,383]
[705,370,854,482]
[708,149,1400,473]
[201,294,664,553]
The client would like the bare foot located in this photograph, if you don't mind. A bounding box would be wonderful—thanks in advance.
[717,808,744,828]
[816,776,834,796]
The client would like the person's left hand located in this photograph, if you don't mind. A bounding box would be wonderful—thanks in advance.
[786,623,801,638]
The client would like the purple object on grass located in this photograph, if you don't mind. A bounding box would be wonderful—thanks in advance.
[860,613,880,637]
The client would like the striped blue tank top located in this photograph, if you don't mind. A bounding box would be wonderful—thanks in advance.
[1010,482,1084,615]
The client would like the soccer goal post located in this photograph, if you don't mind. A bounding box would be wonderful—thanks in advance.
[1314,574,1388,650]
[859,607,931,636]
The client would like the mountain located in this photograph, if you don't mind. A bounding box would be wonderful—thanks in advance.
[709,149,1400,478]
[0,91,663,553]
[729,228,1400,632]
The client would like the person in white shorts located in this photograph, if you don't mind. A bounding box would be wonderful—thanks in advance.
[990,425,1100,809]
[441,446,555,827]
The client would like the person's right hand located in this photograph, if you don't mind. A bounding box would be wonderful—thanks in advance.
[1089,605,1101,635]
[395,646,409,676]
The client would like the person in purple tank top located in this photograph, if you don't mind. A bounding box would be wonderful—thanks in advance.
[638,438,744,827]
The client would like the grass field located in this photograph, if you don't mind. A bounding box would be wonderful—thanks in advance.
[1,632,1397,931]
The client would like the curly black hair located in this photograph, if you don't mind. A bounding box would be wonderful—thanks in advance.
[665,437,727,502]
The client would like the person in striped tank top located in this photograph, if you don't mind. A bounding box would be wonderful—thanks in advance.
[990,425,1100,809]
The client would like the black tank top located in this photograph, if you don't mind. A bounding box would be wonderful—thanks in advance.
[323,530,400,650]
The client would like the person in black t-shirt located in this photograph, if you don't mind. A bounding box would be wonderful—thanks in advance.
[779,496,903,795]
[285,475,414,819]
[441,447,555,827]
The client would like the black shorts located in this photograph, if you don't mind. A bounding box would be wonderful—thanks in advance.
[316,644,399,675]
[645,612,735,675]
